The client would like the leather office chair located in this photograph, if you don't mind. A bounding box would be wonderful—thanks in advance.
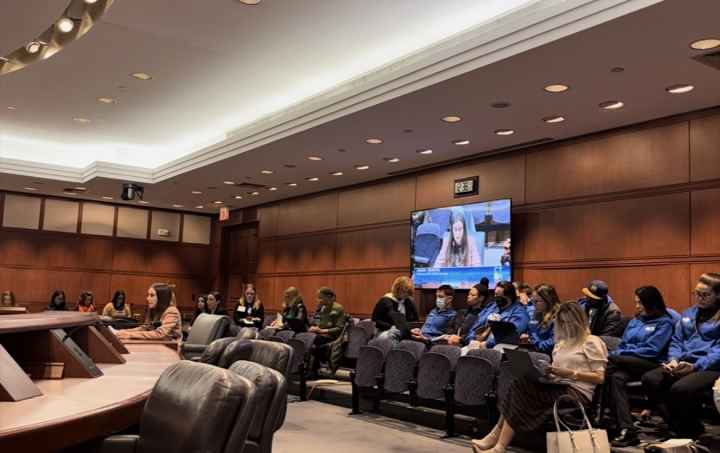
[247,340,294,378]
[218,339,254,369]
[98,361,257,453]
[181,314,231,360]
[199,337,237,365]
[229,360,288,453]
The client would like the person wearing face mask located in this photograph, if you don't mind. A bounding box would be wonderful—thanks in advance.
[411,284,457,343]
[372,276,418,341]
[640,273,720,439]
[444,283,493,346]
[233,283,264,328]
[469,281,530,351]
[604,286,675,447]
[520,284,561,355]
[578,280,623,337]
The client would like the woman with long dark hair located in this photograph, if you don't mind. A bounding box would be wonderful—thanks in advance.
[76,290,96,313]
[116,283,182,341]
[47,290,67,311]
[102,290,132,318]
[434,209,481,268]
[205,291,227,316]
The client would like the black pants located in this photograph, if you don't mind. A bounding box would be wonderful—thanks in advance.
[311,335,335,372]
[641,366,720,437]
[605,355,659,430]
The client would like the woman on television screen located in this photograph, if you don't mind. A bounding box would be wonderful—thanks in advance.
[434,208,481,268]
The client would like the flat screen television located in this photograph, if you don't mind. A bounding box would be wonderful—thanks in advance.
[411,198,511,289]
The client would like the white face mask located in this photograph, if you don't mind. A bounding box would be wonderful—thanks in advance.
[436,298,446,310]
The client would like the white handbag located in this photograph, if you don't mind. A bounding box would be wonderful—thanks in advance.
[546,395,610,453]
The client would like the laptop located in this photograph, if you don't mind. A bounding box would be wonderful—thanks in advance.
[389,311,410,334]
[488,320,520,347]
[504,348,568,386]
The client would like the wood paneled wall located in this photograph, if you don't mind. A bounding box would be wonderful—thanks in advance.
[233,108,720,317]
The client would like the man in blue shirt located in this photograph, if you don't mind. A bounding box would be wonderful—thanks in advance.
[411,285,457,342]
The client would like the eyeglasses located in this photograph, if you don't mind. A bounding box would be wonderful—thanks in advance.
[694,290,713,299]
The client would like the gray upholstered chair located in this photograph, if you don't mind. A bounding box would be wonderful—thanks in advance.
[181,314,231,360]
[218,339,254,369]
[98,361,257,453]
[246,340,294,377]
[198,337,236,365]
[229,360,288,453]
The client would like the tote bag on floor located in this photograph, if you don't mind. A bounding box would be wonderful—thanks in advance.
[546,395,610,453]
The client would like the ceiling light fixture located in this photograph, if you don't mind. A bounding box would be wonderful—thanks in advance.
[287,183,298,187]
[130,72,152,81]
[417,149,433,155]
[250,191,260,196]
[172,204,184,208]
[599,100,624,110]
[690,38,720,50]
[260,169,274,174]
[24,187,38,191]
[74,186,87,191]
[268,187,278,191]
[73,117,91,123]
[365,138,383,144]
[223,181,235,185]
[442,115,462,123]
[544,84,570,93]
[384,157,400,163]
[63,190,78,195]
[97,97,117,104]
[191,190,203,195]
[85,0,99,4]
[330,171,344,176]
[56,18,75,34]
[195,205,204,209]
[25,40,47,54]
[307,156,323,161]
[355,165,370,170]
[213,200,224,204]
[495,129,515,136]
[238,0,262,4]
[102,196,113,200]
[543,115,566,124]
[306,177,319,182]
[234,195,243,199]
[666,84,695,94]
[138,200,150,204]
[452,139,470,146]
[7,106,17,110]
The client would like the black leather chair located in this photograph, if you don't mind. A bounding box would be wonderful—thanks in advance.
[181,314,231,360]
[247,340,294,378]
[229,360,288,453]
[98,361,257,453]
[198,337,237,365]
[218,339,254,369]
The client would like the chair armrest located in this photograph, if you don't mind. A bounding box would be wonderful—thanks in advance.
[181,343,208,354]
[99,435,139,453]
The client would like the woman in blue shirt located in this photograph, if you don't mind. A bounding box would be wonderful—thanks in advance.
[641,273,720,440]
[606,286,674,447]
[521,283,561,355]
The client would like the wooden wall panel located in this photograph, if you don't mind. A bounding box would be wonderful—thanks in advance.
[341,272,406,316]
[273,233,336,273]
[691,188,720,256]
[523,192,690,262]
[257,206,279,238]
[690,114,720,182]
[276,193,338,237]
[522,264,690,314]
[338,177,416,227]
[255,277,277,310]
[336,225,409,270]
[526,123,689,203]
[112,240,148,273]
[256,239,276,274]
[416,153,525,210]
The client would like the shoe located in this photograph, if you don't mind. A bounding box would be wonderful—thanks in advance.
[612,429,640,448]
[471,421,503,451]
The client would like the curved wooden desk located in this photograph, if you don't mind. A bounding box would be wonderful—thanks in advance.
[0,343,180,452]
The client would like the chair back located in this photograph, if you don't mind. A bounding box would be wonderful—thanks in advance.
[466,348,502,371]
[454,356,495,406]
[248,340,294,377]
[218,339,254,369]
[138,361,257,453]
[199,337,237,365]
[346,325,371,359]
[355,344,387,388]
[416,352,452,401]
[274,330,296,343]
[186,314,230,344]
[258,327,275,340]
[383,348,418,394]
[429,344,461,369]
[238,327,258,340]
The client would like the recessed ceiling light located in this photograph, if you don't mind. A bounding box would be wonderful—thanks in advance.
[442,115,462,123]
[250,191,260,196]
[97,97,117,104]
[495,129,515,136]
[26,41,45,54]
[73,117,91,123]
[238,0,261,4]
[73,186,87,191]
[543,115,566,124]
[307,156,324,161]
[666,84,694,94]
[7,106,17,110]
[544,84,569,93]
[213,200,224,204]
[172,204,184,208]
[191,190,203,195]
[56,18,75,33]
[690,38,720,50]
[24,187,38,191]
[599,100,624,110]
[85,0,99,4]
[102,196,113,200]
[195,205,204,209]
[417,149,433,155]
[260,169,274,174]
[130,72,152,81]
[63,190,77,195]
[452,139,470,146]
[355,165,370,170]
[306,177,319,182]
[287,182,298,187]
[234,195,243,199]
[268,187,278,191]
[365,138,383,144]
[223,181,235,185]
[330,171,344,176]
[138,200,150,204]
[384,157,400,163]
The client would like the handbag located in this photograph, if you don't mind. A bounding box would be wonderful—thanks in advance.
[644,439,710,453]
[547,395,610,453]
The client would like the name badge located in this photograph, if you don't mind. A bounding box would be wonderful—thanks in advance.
[682,317,692,324]
[488,313,501,321]
[645,326,655,332]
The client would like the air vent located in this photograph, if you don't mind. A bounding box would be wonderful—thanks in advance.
[231,182,266,189]
[693,51,720,71]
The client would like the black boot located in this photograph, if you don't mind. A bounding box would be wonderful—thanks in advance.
[612,428,640,448]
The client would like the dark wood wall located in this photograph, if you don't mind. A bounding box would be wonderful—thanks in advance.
[227,109,720,317]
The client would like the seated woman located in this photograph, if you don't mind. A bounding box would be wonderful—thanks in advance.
[446,283,493,346]
[234,283,264,328]
[192,294,207,323]
[308,287,346,376]
[411,284,457,343]
[433,209,481,268]
[270,286,309,333]
[76,290,96,313]
[1,290,16,307]
[102,290,133,318]
[472,302,608,453]
[205,291,227,316]
[514,282,534,318]
[371,276,418,342]
[47,290,67,311]
[605,285,674,447]
[469,281,530,351]
[641,273,720,439]
[521,283,561,355]
[116,283,182,341]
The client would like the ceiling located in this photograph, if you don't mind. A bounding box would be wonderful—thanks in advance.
[1,0,719,214]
